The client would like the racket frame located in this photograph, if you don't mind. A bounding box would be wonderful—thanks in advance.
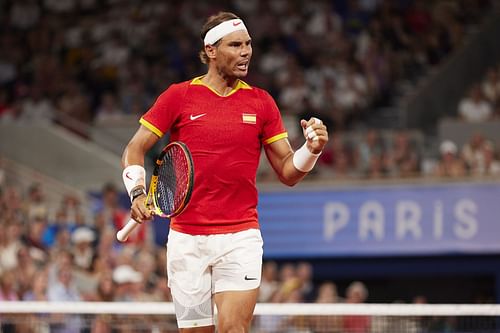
[148,141,194,218]
[116,141,194,242]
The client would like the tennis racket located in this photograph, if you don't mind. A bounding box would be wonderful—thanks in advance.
[116,141,194,242]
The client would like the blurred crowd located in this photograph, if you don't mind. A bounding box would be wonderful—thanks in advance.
[0,171,497,331]
[458,64,500,123]
[0,175,477,333]
[258,128,500,181]
[1,0,497,183]
[0,0,491,132]
[0,179,449,332]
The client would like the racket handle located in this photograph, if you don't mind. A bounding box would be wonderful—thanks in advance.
[116,218,140,242]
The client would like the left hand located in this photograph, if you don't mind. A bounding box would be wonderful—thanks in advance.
[300,117,328,154]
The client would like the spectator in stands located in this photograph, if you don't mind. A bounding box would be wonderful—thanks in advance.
[48,222,72,255]
[19,84,55,124]
[135,249,160,295]
[343,281,371,333]
[112,264,148,302]
[458,84,493,123]
[22,268,49,301]
[21,268,50,333]
[433,140,467,178]
[278,70,310,116]
[0,269,19,333]
[356,129,385,176]
[71,227,96,271]
[0,221,23,274]
[366,152,389,179]
[55,79,92,132]
[471,140,500,176]
[90,272,116,333]
[23,216,49,266]
[95,228,122,269]
[259,260,279,303]
[25,182,48,220]
[93,272,115,302]
[317,132,358,179]
[47,264,83,333]
[387,130,420,177]
[296,261,316,302]
[461,133,487,172]
[43,193,86,249]
[94,91,125,124]
[97,182,150,246]
[271,263,300,303]
[312,281,343,333]
[13,245,39,299]
[482,67,500,106]
[0,269,18,301]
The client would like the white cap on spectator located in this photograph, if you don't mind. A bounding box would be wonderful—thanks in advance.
[71,227,96,243]
[113,265,143,284]
[440,140,458,155]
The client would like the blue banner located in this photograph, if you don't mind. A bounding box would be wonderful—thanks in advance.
[258,183,500,258]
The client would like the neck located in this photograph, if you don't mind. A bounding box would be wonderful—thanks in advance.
[202,69,238,96]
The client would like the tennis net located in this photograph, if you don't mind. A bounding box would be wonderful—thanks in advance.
[1,302,500,332]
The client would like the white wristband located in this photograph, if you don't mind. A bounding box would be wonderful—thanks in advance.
[122,165,146,195]
[292,142,321,172]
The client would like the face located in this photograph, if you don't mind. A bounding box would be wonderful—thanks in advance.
[209,30,252,78]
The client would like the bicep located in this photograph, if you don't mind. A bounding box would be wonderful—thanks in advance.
[122,125,161,167]
[264,138,294,171]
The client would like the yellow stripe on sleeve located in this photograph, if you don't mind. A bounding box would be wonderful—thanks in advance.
[263,132,288,145]
[139,118,164,137]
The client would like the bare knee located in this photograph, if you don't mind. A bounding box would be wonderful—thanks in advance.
[217,319,250,333]
[217,312,254,333]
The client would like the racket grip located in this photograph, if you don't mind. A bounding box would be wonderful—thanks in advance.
[116,218,140,242]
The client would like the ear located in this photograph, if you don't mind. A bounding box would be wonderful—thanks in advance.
[205,44,217,60]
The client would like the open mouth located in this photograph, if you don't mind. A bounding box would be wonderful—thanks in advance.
[237,61,249,71]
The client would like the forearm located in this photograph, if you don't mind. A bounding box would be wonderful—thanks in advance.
[277,152,309,187]
[266,117,327,186]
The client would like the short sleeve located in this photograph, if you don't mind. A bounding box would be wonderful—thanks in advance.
[140,83,186,137]
[259,89,288,145]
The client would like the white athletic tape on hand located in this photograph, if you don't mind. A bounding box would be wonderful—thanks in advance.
[306,117,322,141]
[312,117,322,125]
[307,131,317,140]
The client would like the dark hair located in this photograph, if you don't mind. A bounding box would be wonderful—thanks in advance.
[199,11,240,64]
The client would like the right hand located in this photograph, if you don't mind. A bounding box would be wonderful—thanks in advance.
[130,193,153,224]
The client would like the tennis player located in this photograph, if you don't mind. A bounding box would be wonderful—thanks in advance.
[121,11,328,333]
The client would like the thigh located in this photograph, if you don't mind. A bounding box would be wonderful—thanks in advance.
[214,289,259,332]
[167,230,214,329]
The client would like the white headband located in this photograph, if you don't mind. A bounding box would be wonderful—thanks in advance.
[204,19,248,45]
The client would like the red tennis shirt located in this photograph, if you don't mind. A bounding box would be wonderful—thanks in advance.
[140,77,287,235]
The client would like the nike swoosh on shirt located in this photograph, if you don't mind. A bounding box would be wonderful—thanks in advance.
[233,21,242,26]
[190,113,207,120]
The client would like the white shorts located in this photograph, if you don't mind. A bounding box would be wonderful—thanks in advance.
[166,228,263,328]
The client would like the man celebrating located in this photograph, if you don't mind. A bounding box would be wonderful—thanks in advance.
[121,11,328,333]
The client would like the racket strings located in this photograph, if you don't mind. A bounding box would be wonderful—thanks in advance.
[156,146,190,216]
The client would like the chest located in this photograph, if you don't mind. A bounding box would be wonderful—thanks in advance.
[172,93,263,150]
